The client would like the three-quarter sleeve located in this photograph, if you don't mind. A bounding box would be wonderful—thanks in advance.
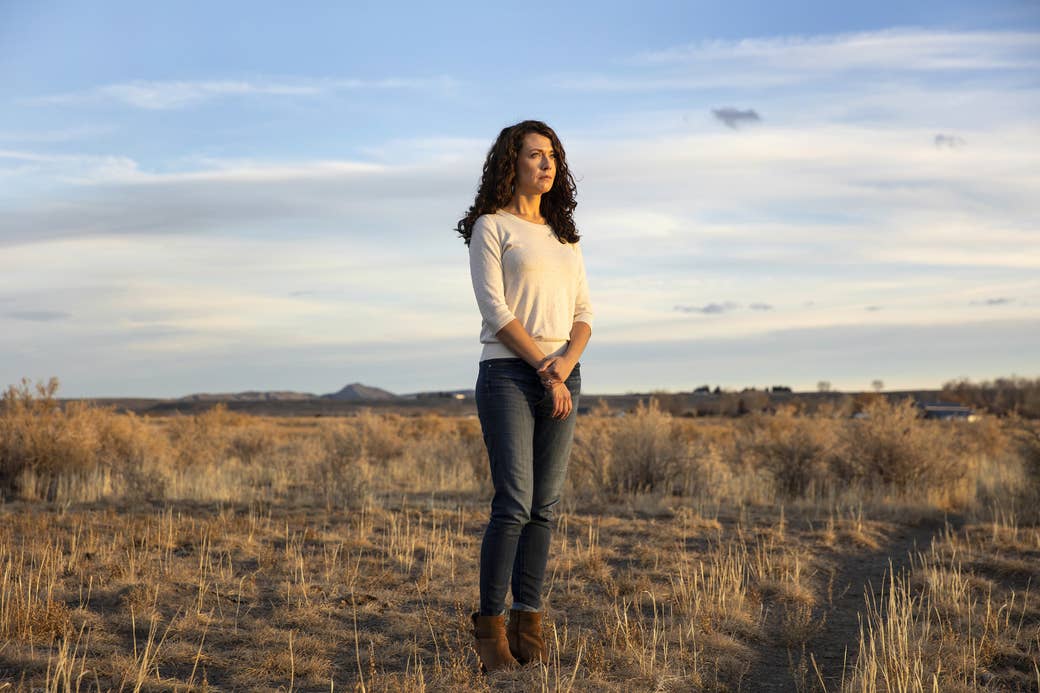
[469,216,517,334]
[572,241,594,327]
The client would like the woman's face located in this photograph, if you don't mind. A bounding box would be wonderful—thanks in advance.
[514,132,556,196]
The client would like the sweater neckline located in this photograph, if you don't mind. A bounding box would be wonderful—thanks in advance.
[496,209,550,228]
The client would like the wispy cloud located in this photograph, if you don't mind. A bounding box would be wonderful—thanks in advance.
[675,302,740,315]
[634,29,1040,72]
[4,118,1038,274]
[713,107,761,129]
[0,126,113,143]
[25,75,461,110]
[5,310,70,321]
[0,151,472,247]
[554,29,1040,91]
[934,133,966,148]
[589,318,1040,394]
[0,150,139,190]
[0,150,77,163]
[673,302,777,315]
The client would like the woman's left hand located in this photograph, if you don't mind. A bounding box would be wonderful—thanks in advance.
[547,381,573,419]
[537,355,575,386]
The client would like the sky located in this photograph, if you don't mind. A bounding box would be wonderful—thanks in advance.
[1,0,1038,398]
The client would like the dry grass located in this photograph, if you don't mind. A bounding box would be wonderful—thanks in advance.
[0,378,1037,690]
[843,514,1040,692]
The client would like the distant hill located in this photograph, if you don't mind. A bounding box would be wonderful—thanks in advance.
[177,390,317,402]
[322,383,398,401]
[174,383,399,403]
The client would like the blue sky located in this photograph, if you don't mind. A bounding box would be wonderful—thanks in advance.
[1,1,1038,397]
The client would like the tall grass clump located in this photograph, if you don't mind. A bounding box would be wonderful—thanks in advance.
[739,400,1015,505]
[315,411,485,498]
[166,402,275,468]
[1004,416,1040,522]
[395,414,486,492]
[606,398,687,494]
[314,417,376,507]
[569,398,685,496]
[0,377,167,501]
[844,519,1040,692]
[570,398,732,499]
[744,406,836,499]
[1012,417,1040,485]
[571,395,1023,510]
[832,397,969,498]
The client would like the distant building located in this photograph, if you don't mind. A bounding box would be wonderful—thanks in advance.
[416,391,468,400]
[917,401,975,421]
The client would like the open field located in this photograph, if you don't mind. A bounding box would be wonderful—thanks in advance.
[2,379,1039,691]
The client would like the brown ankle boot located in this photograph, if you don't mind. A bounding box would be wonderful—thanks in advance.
[471,612,519,672]
[506,609,548,665]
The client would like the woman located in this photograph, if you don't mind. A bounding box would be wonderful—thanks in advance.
[456,120,593,672]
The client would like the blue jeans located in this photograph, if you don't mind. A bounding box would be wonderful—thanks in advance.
[475,357,581,616]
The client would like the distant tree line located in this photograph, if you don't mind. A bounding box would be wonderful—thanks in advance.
[693,385,792,394]
[639,375,1040,420]
[941,376,1040,418]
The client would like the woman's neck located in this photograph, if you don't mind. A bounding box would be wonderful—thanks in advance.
[503,193,544,223]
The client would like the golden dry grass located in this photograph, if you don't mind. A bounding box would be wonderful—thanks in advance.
[0,378,1037,691]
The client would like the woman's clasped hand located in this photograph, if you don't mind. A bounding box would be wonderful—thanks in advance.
[537,355,575,420]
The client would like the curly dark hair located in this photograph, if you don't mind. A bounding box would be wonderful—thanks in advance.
[456,120,579,245]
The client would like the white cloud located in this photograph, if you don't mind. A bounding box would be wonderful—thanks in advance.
[585,318,1040,394]
[550,29,1040,102]
[3,122,1037,331]
[357,136,489,165]
[24,75,462,110]
[0,125,113,143]
[0,149,139,180]
[0,234,475,354]
[635,29,1039,71]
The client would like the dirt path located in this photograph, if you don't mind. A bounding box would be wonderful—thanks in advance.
[742,515,963,692]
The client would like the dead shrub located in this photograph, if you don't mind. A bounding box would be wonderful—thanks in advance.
[166,403,241,468]
[612,399,688,493]
[228,425,278,465]
[0,378,95,498]
[0,377,170,501]
[569,415,615,496]
[164,405,281,487]
[1005,416,1040,520]
[570,398,691,496]
[320,417,363,462]
[1010,416,1040,485]
[316,420,372,507]
[400,422,485,492]
[745,407,836,499]
[92,409,170,501]
[359,410,406,462]
[832,397,967,494]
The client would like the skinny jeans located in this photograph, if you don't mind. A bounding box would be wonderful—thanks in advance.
[475,357,581,616]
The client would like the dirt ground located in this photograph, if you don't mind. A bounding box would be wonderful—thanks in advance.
[2,494,1035,692]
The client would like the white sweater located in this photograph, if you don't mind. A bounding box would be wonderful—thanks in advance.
[469,210,593,362]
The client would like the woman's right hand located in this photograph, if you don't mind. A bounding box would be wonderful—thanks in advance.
[548,381,573,419]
